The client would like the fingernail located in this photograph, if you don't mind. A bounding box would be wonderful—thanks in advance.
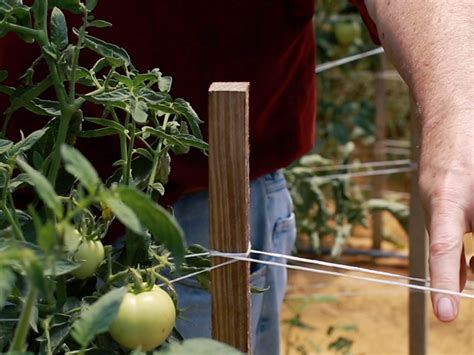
[436,297,455,321]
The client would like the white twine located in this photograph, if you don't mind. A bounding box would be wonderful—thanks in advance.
[160,259,239,286]
[308,164,416,182]
[219,254,474,299]
[315,47,384,73]
[174,248,474,300]
[308,159,412,173]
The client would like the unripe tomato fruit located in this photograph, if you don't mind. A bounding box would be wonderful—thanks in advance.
[64,228,105,280]
[109,286,176,351]
[334,21,361,46]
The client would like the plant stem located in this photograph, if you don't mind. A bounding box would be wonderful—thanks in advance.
[112,109,129,185]
[9,286,38,353]
[1,169,24,240]
[68,11,89,101]
[124,114,135,185]
[146,114,170,195]
[0,21,42,41]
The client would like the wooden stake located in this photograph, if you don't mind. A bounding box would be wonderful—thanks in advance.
[372,55,388,250]
[208,82,251,353]
[408,99,427,355]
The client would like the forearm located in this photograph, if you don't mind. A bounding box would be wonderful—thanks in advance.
[365,0,473,124]
[364,0,473,322]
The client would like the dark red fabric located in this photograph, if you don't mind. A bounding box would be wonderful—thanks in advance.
[350,0,381,44]
[0,1,378,205]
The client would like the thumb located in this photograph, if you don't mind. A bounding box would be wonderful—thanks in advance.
[428,203,466,322]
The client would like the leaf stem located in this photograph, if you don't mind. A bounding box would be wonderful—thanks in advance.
[0,21,42,41]
[9,286,38,353]
[1,168,24,240]
[146,114,170,195]
[124,114,135,185]
[69,9,89,101]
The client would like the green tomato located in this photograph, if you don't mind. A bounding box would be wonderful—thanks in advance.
[109,286,176,351]
[64,228,105,280]
[334,21,361,46]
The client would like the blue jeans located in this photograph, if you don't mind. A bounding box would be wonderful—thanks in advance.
[172,170,296,355]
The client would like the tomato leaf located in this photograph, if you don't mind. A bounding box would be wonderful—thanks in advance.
[51,7,68,49]
[71,287,127,348]
[88,19,112,28]
[102,194,144,236]
[10,127,49,156]
[16,159,63,219]
[86,0,98,11]
[76,30,131,67]
[115,186,186,266]
[172,98,203,139]
[0,139,13,155]
[61,145,101,194]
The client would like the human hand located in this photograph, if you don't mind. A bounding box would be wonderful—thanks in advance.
[419,111,473,322]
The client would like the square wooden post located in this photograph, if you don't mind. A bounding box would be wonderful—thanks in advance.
[408,100,427,355]
[208,82,251,353]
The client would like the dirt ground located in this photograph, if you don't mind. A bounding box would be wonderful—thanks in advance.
[281,215,474,355]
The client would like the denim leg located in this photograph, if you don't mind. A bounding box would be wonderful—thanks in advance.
[172,170,296,355]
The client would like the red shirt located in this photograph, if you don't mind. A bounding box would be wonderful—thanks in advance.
[0,1,379,205]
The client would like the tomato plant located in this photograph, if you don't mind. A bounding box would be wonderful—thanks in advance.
[0,0,231,353]
[109,285,176,351]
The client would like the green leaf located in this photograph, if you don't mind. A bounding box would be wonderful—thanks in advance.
[130,97,148,124]
[86,0,98,11]
[71,287,127,348]
[76,30,131,67]
[101,194,144,235]
[0,139,13,155]
[90,87,131,109]
[88,19,112,28]
[51,7,68,49]
[0,266,15,309]
[142,127,186,150]
[133,147,153,162]
[43,259,80,276]
[175,134,209,151]
[137,87,173,112]
[7,77,53,114]
[16,159,63,218]
[149,182,165,196]
[28,98,61,116]
[60,145,101,193]
[84,117,127,134]
[158,338,242,354]
[158,76,172,93]
[115,186,186,265]
[173,98,203,139]
[10,127,49,156]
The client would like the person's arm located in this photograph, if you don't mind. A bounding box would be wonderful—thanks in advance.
[364,0,473,322]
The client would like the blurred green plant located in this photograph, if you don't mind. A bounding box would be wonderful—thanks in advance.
[282,293,358,355]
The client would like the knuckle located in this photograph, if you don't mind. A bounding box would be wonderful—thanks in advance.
[429,240,458,258]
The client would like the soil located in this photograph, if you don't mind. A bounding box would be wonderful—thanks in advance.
[281,213,474,355]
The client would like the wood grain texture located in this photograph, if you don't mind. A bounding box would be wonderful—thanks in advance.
[372,55,388,250]
[208,82,251,353]
[408,100,427,355]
